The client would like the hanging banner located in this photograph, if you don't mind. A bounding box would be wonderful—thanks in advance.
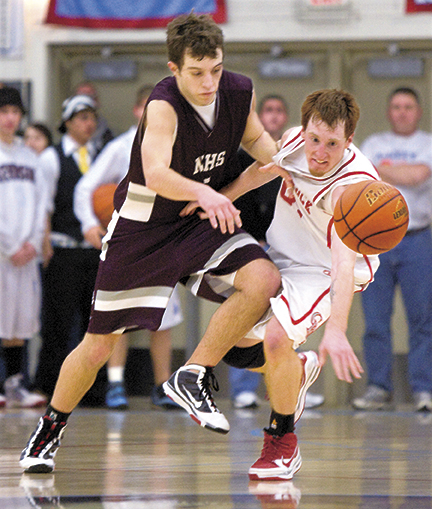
[45,0,227,29]
[406,0,432,13]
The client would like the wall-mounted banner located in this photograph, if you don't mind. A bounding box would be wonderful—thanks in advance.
[45,0,227,29]
[406,0,432,13]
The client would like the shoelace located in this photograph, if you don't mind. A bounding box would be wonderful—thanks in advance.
[32,417,64,455]
[261,431,296,461]
[260,432,280,460]
[199,368,219,411]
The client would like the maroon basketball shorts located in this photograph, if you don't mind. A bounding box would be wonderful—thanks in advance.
[87,214,270,335]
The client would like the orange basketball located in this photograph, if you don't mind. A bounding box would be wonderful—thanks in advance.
[333,180,409,255]
[92,183,117,229]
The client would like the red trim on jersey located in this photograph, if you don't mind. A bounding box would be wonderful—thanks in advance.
[327,217,334,249]
[312,170,379,204]
[282,131,303,150]
[406,0,432,13]
[281,286,331,326]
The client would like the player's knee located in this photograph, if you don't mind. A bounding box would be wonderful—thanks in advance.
[264,318,294,358]
[243,259,281,298]
[264,262,282,297]
[82,333,116,369]
[264,330,285,356]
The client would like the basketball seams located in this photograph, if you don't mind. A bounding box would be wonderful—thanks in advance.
[355,220,410,254]
[341,191,401,231]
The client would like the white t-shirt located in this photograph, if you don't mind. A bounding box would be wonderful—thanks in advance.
[74,126,137,234]
[0,137,47,258]
[361,130,432,230]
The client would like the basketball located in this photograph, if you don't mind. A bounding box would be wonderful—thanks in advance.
[333,180,409,255]
[92,183,117,229]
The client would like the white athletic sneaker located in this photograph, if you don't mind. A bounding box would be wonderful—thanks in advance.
[304,392,325,409]
[163,364,230,434]
[295,351,321,423]
[233,391,260,409]
[414,392,432,412]
[4,374,47,409]
[352,385,392,411]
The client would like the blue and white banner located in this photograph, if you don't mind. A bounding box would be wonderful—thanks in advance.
[46,0,227,29]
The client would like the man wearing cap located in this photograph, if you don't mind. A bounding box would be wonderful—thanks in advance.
[0,87,48,408]
[32,95,102,403]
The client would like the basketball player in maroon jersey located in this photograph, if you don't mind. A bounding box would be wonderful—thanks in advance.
[21,12,284,473]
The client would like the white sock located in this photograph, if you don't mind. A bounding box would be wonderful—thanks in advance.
[108,366,124,384]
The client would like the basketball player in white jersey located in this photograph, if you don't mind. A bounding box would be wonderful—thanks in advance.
[190,89,381,480]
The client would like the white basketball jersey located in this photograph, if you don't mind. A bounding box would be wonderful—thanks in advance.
[267,127,381,286]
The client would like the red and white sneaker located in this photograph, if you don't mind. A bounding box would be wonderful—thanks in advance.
[0,393,6,408]
[295,351,321,423]
[248,431,302,481]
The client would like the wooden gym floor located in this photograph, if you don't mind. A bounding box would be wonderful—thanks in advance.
[0,397,431,508]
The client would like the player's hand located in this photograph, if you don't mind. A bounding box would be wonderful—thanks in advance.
[180,201,201,217]
[84,226,106,250]
[10,242,37,267]
[318,324,363,383]
[181,187,242,234]
[259,163,294,191]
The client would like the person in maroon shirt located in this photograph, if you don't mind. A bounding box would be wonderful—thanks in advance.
[20,12,281,474]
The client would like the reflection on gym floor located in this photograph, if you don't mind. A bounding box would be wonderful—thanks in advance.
[1,398,432,508]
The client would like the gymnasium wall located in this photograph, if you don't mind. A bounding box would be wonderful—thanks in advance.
[3,0,429,402]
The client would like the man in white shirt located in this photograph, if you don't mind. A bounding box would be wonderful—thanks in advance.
[353,87,432,412]
[33,95,104,405]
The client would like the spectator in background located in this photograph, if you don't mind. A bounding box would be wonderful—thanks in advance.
[0,87,48,408]
[235,95,289,245]
[353,87,432,412]
[74,85,183,410]
[24,123,54,268]
[75,82,115,151]
[24,123,53,155]
[231,94,324,410]
[32,95,103,404]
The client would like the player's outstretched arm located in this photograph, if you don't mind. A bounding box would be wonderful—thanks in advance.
[318,233,363,383]
[319,186,363,382]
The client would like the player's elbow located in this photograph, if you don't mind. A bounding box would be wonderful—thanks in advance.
[143,167,163,193]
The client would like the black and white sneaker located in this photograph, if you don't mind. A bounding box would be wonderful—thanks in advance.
[163,364,230,434]
[20,415,67,473]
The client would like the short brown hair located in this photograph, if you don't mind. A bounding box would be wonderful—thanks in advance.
[166,12,224,69]
[301,89,360,139]
[258,94,289,116]
[388,86,420,105]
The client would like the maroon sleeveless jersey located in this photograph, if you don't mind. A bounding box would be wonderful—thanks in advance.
[87,70,270,335]
[113,70,253,223]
